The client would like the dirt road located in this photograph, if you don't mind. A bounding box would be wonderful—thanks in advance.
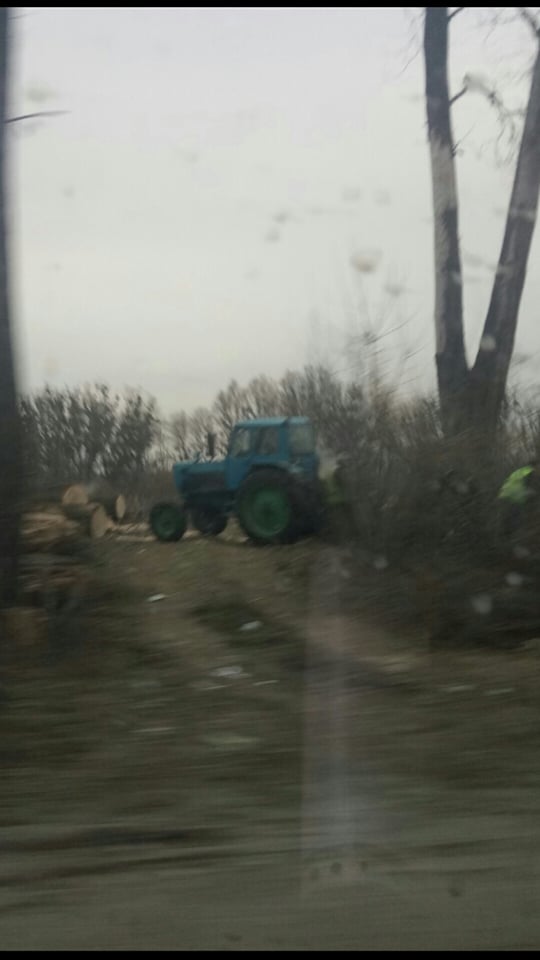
[3,528,540,949]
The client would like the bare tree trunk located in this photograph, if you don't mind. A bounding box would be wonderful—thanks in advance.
[0,8,20,610]
[424,6,468,436]
[470,42,540,432]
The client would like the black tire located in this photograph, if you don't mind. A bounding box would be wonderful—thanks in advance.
[191,507,227,537]
[296,479,327,536]
[149,501,187,542]
[236,470,300,545]
[298,509,325,537]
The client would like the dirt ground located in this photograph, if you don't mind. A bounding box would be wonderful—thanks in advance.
[3,525,540,950]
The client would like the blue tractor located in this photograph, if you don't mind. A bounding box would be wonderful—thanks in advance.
[149,416,325,545]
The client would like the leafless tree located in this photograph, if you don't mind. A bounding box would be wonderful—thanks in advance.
[169,411,192,461]
[213,380,250,449]
[424,6,540,435]
[188,407,215,457]
[20,385,159,487]
[242,375,281,418]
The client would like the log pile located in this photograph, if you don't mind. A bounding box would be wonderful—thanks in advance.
[25,481,128,547]
[9,482,127,642]
[62,481,126,523]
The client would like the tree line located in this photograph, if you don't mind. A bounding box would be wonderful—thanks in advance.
[20,366,409,487]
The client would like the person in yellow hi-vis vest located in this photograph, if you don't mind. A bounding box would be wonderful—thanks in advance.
[498,461,540,540]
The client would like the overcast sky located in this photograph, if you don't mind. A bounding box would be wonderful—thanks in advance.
[9,6,540,413]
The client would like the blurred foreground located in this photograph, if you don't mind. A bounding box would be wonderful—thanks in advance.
[2,526,540,950]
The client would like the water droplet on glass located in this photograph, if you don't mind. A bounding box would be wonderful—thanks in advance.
[506,571,524,587]
[471,593,492,615]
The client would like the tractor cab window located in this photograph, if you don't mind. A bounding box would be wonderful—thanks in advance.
[229,427,252,458]
[289,423,315,456]
[256,426,280,456]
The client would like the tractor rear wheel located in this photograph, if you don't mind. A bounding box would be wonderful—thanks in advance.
[237,470,299,545]
[149,501,187,542]
[191,507,227,537]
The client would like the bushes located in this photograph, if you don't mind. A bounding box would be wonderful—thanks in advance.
[19,385,159,493]
[20,372,540,569]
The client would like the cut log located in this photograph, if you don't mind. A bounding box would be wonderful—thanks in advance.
[33,480,126,521]
[22,511,84,555]
[89,492,126,522]
[62,484,89,507]
[112,494,126,522]
[61,502,109,539]
[24,509,67,524]
[85,480,127,522]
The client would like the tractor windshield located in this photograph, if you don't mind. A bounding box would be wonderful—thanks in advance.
[229,427,252,458]
[289,422,315,456]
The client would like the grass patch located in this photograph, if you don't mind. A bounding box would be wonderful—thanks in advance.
[192,597,304,651]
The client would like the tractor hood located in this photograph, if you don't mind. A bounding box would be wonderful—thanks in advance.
[173,459,227,494]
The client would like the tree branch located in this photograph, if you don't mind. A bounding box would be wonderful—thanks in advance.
[518,7,540,40]
[5,110,68,123]
[463,74,524,161]
[449,86,467,106]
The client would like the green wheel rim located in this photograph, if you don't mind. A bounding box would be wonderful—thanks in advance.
[242,487,291,539]
[152,505,183,539]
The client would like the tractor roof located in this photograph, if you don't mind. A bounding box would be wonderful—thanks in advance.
[235,416,311,429]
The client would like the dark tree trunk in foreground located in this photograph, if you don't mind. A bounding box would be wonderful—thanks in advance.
[424,6,468,436]
[469,42,540,431]
[0,8,20,610]
[424,7,540,437]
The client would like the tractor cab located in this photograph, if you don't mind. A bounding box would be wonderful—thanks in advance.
[225,417,318,490]
[151,416,323,545]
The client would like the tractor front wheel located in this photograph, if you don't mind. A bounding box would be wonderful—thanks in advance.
[149,501,187,542]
